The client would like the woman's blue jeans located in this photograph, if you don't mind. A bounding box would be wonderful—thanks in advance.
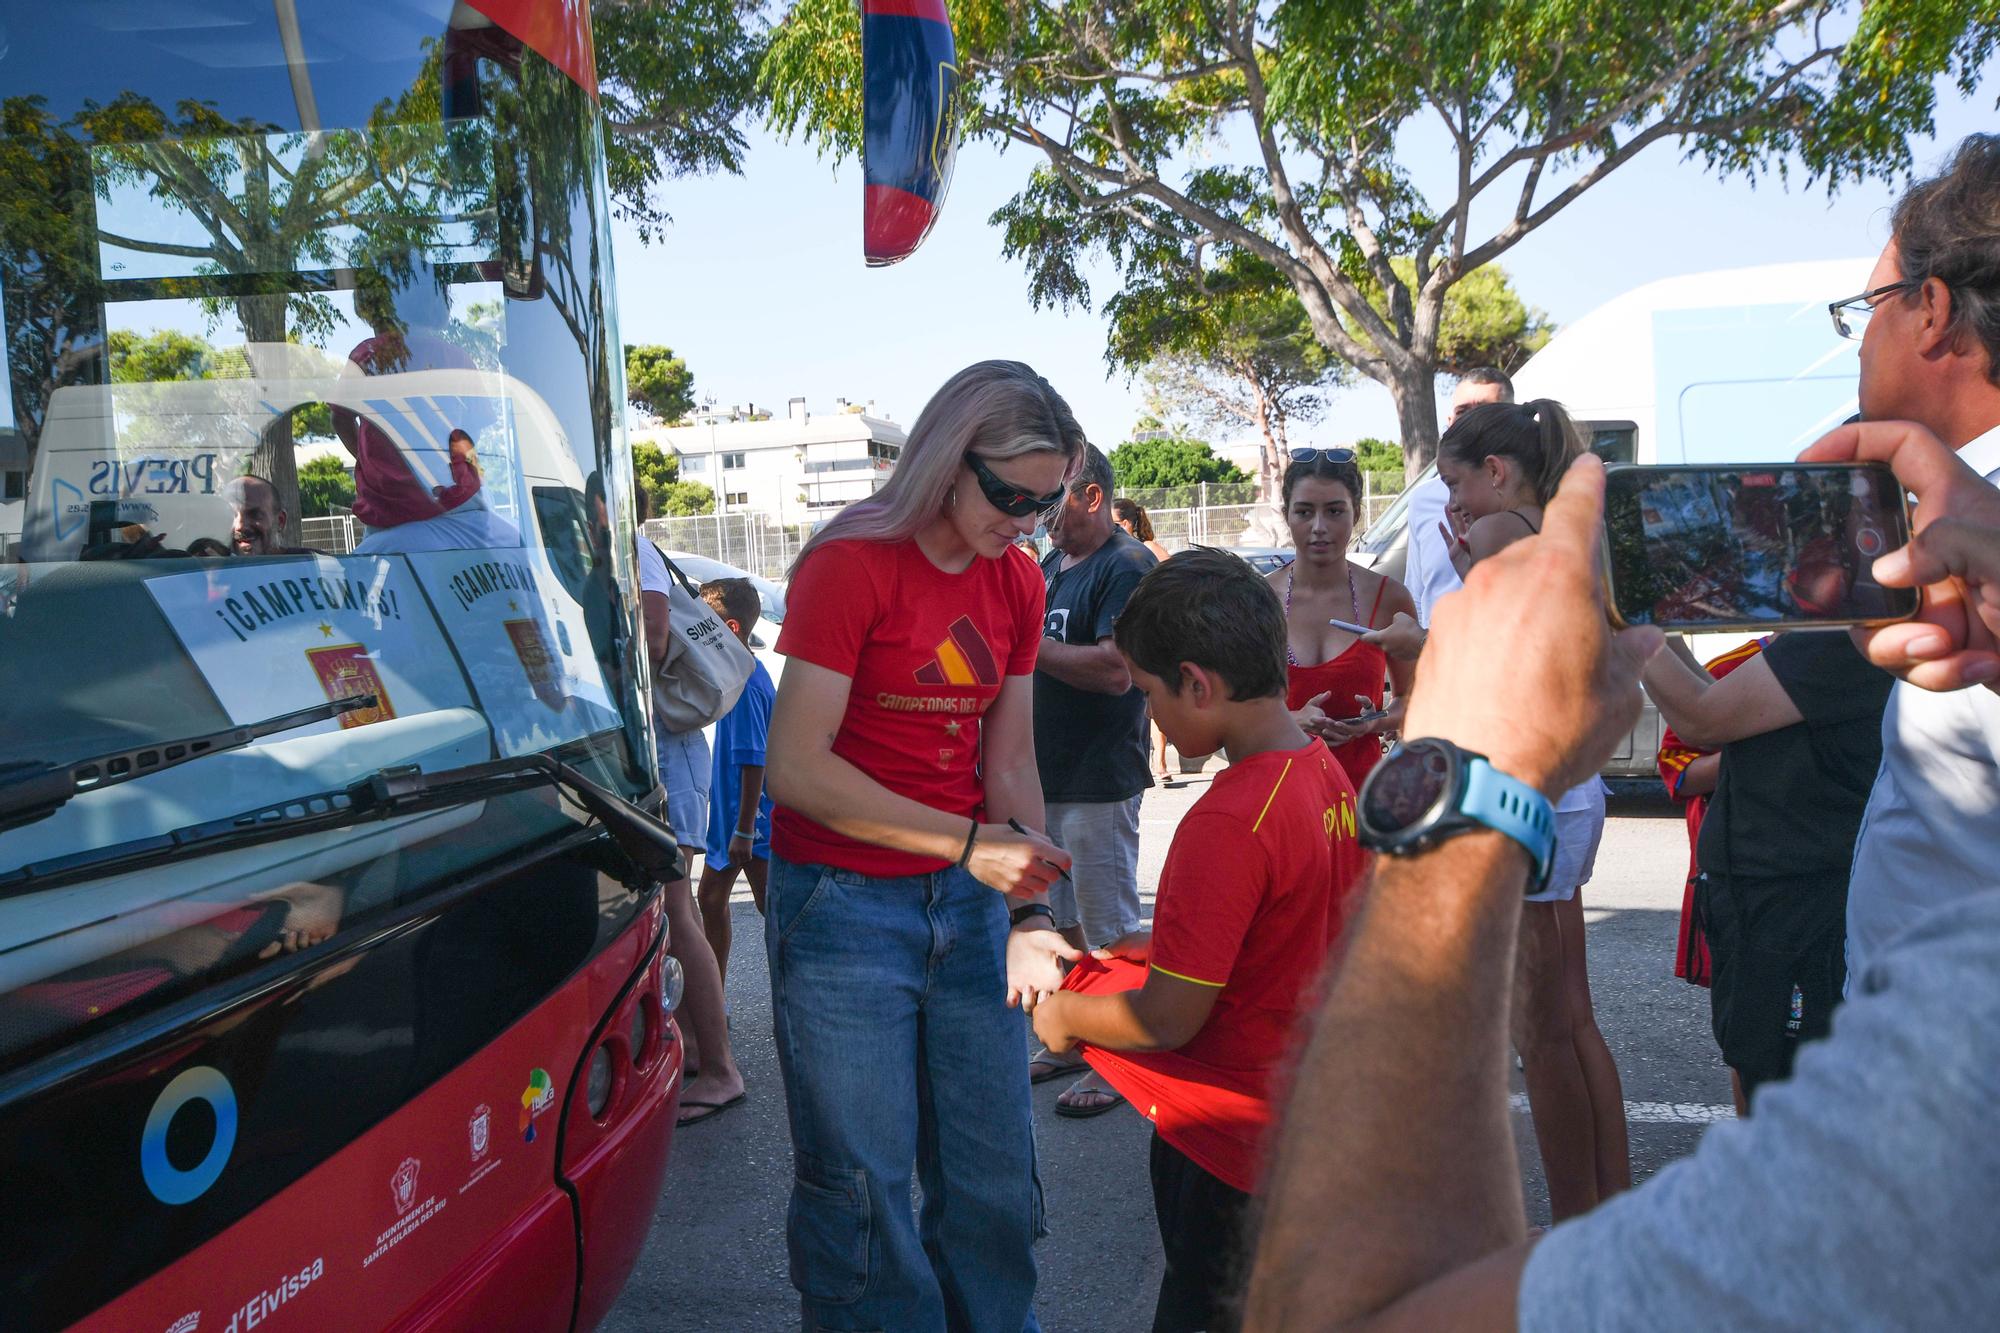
[766,855,1046,1332]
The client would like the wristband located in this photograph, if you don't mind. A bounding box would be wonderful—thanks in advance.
[1010,902,1056,929]
[734,826,756,839]
[957,818,978,868]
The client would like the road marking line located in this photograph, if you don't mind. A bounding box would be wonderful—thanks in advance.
[1509,1093,1732,1124]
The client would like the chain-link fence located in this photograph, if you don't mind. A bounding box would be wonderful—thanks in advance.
[641,511,814,581]
[300,513,361,554]
[1116,473,1406,552]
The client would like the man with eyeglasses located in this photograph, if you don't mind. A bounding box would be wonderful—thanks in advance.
[1824,133,2000,987]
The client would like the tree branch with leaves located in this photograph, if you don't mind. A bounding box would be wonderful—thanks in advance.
[764,0,1999,471]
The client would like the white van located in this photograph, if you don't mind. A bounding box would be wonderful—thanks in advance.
[1351,257,1874,775]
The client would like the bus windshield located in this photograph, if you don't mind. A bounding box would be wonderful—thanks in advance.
[0,2,652,1071]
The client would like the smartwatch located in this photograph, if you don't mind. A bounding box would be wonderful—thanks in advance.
[1356,738,1557,893]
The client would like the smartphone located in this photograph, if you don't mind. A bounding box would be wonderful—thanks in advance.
[1602,463,1918,631]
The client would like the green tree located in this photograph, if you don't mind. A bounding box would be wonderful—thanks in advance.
[657,480,717,516]
[631,440,681,511]
[626,344,696,423]
[1109,434,1250,489]
[764,0,1999,474]
[595,0,767,242]
[1110,253,1343,500]
[1351,438,1404,474]
[296,454,356,517]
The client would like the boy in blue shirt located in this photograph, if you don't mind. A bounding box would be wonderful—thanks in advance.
[695,578,775,994]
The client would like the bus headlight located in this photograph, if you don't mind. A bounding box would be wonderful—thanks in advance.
[659,956,684,1016]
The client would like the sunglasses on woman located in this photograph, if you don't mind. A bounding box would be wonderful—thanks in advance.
[1288,447,1357,464]
[966,454,1068,516]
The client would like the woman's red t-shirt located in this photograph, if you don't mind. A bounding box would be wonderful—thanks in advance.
[772,537,1044,876]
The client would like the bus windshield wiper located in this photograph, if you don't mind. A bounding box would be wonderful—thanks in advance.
[0,695,378,835]
[0,752,684,895]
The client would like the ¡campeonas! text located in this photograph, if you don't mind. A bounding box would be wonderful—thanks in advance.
[222,1256,324,1332]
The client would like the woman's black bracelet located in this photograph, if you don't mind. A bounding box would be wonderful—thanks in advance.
[957,818,979,868]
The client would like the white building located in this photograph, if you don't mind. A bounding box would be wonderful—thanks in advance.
[636,397,904,522]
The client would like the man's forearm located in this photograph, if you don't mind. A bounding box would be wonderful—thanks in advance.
[1244,833,1529,1329]
[1641,647,1713,738]
[1036,637,1131,694]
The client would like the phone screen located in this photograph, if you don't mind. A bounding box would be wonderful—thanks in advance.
[1603,463,1918,630]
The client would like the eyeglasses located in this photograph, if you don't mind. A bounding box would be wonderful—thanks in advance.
[965,454,1068,517]
[1828,280,1920,341]
[1288,447,1357,464]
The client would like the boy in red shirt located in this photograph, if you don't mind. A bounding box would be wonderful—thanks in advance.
[1031,548,1367,1333]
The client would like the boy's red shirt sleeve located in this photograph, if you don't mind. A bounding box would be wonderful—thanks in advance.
[775,542,881,678]
[1149,811,1268,989]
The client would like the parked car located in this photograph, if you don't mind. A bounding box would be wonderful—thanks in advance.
[1228,545,1295,576]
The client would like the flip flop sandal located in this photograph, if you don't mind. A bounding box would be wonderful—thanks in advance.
[1029,1051,1085,1084]
[1054,1085,1127,1119]
[676,1092,746,1127]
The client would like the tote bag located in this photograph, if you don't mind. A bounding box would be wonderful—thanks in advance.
[649,544,756,733]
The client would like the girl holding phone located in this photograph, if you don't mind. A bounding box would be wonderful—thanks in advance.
[1270,448,1417,793]
[1436,398,1631,1221]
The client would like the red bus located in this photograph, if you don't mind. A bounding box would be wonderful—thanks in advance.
[0,3,692,1327]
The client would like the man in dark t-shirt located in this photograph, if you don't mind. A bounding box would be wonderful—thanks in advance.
[1030,444,1157,1116]
[1645,629,1892,1108]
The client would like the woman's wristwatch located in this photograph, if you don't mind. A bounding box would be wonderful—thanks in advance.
[1009,902,1056,929]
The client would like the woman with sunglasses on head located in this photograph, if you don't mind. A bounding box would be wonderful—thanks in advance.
[1435,398,1631,1222]
[1270,447,1418,794]
[764,360,1084,1330]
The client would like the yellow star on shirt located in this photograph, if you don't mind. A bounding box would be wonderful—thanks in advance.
[943,719,962,737]
[317,621,335,638]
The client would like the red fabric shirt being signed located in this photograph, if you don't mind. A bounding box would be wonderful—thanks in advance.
[1066,739,1367,1192]
[772,537,1043,877]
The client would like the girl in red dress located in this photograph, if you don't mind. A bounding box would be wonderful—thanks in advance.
[1267,449,1417,794]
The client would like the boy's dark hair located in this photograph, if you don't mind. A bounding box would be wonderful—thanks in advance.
[1113,547,1287,700]
[699,578,760,641]
[1280,452,1363,507]
[1892,133,2000,384]
[1438,397,1584,506]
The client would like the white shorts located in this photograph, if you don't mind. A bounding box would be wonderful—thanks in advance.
[1525,784,1606,904]
[655,726,711,854]
[1044,796,1145,948]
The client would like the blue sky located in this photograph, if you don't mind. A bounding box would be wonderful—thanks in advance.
[614,79,1995,449]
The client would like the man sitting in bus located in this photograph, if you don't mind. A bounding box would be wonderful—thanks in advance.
[226,475,318,557]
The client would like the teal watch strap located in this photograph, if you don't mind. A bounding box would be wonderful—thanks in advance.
[1460,758,1557,889]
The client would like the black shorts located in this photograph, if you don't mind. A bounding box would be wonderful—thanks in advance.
[1697,871,1847,1097]
[1150,1131,1252,1333]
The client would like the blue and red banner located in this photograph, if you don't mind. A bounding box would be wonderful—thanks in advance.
[862,0,960,265]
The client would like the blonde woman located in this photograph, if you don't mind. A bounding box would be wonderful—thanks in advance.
[765,361,1085,1327]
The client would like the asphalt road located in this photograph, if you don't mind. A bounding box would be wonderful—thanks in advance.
[604,770,1728,1332]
